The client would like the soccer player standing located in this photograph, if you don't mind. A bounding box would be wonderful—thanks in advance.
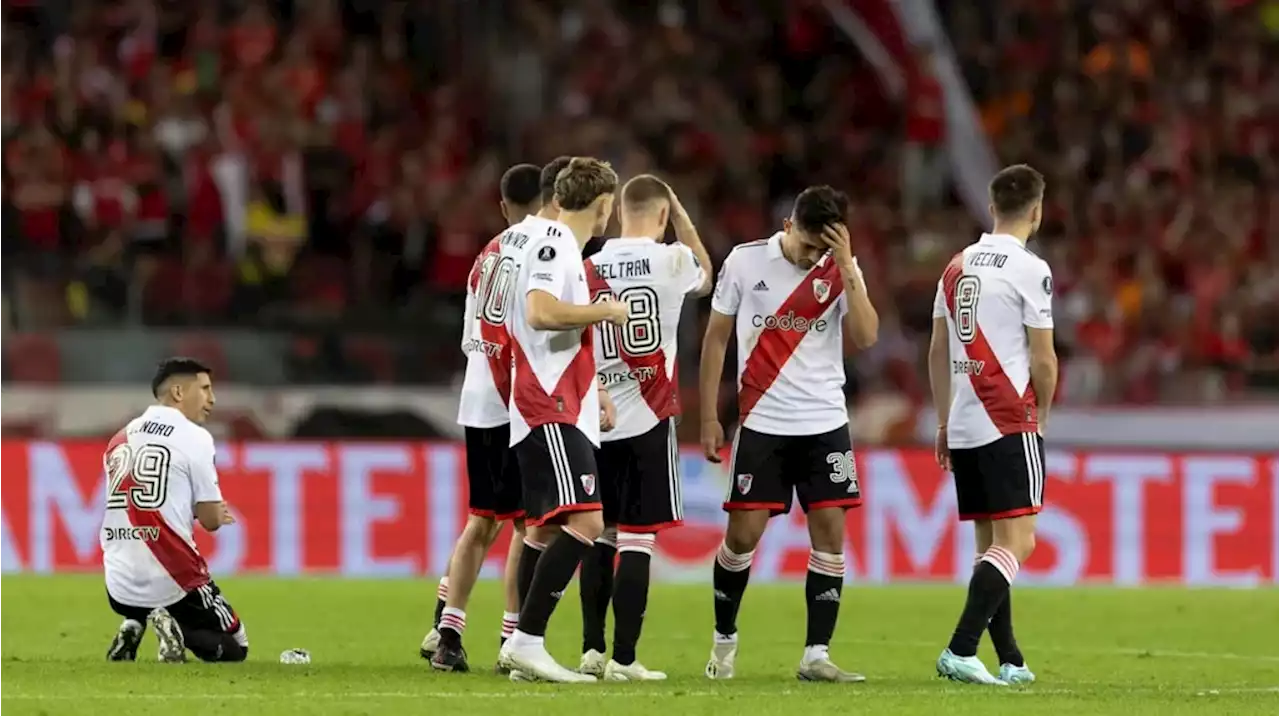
[102,358,245,663]
[699,186,879,682]
[495,157,629,682]
[929,165,1056,686]
[425,163,545,673]
[425,159,575,672]
[576,175,712,681]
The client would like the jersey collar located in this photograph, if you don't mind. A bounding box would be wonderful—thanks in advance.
[766,232,786,259]
[979,232,1026,247]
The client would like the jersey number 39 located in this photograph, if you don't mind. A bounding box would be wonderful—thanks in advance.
[105,443,172,511]
[594,287,660,359]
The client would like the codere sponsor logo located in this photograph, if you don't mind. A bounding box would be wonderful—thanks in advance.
[751,311,829,333]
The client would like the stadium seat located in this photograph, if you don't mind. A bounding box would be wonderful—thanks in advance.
[4,333,62,384]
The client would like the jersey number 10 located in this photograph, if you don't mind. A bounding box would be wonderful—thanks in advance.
[593,287,661,359]
[475,254,518,325]
[105,443,172,511]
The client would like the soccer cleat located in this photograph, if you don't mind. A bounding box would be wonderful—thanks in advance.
[106,619,144,662]
[704,635,738,680]
[499,640,596,683]
[936,649,1007,686]
[578,649,606,677]
[604,659,668,681]
[147,608,186,663]
[999,662,1036,684]
[508,669,538,682]
[430,641,470,673]
[419,628,440,661]
[797,657,866,683]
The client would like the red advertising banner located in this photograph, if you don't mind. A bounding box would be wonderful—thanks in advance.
[1,441,1275,585]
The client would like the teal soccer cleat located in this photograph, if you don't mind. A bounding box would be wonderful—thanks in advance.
[936,649,1007,686]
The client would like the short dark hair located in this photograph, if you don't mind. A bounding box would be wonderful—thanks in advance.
[540,156,573,205]
[620,174,671,211]
[500,164,542,207]
[554,157,619,211]
[151,357,212,398]
[792,185,849,234]
[989,164,1045,218]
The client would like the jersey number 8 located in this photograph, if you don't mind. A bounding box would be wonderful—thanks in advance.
[953,275,981,344]
[475,254,518,325]
[594,287,661,359]
[105,443,172,511]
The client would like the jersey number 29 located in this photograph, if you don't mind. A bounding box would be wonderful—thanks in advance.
[105,443,172,511]
[953,276,981,344]
[594,287,660,359]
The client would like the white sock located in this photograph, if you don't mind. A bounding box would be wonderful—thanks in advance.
[439,607,466,636]
[714,631,738,644]
[509,629,544,648]
[802,645,830,664]
[500,611,519,640]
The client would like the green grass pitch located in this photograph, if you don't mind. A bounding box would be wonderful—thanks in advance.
[2,576,1276,715]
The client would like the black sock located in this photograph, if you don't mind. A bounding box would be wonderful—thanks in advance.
[611,535,653,665]
[517,531,590,637]
[804,550,845,647]
[988,593,1023,666]
[433,578,448,628]
[183,629,247,662]
[579,539,616,654]
[712,542,754,636]
[516,540,545,609]
[948,547,1018,657]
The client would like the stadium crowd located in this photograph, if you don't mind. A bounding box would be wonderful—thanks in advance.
[2,0,1276,405]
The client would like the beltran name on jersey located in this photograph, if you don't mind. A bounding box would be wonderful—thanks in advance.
[101,405,221,608]
[711,232,853,436]
[501,216,602,446]
[932,232,1054,449]
[586,238,705,441]
[458,231,516,429]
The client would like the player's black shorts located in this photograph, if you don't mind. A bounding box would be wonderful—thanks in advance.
[596,417,683,532]
[724,424,862,515]
[464,425,524,520]
[950,432,1045,521]
[108,581,248,660]
[513,423,603,526]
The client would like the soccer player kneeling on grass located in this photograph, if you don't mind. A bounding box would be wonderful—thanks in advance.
[699,187,879,682]
[928,164,1056,686]
[103,358,247,663]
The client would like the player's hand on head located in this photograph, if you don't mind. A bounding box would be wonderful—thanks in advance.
[821,223,854,263]
[701,419,724,463]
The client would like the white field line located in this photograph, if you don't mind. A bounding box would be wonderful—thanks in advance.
[2,687,1277,701]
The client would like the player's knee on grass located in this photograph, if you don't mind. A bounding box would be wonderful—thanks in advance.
[993,514,1037,562]
[805,507,846,553]
[724,510,769,554]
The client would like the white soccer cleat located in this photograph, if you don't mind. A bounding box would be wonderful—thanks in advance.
[704,633,738,680]
[147,608,186,663]
[499,639,597,683]
[797,656,866,683]
[604,659,668,681]
[419,628,441,660]
[999,662,1036,684]
[508,669,538,682]
[578,649,606,676]
[936,648,1007,686]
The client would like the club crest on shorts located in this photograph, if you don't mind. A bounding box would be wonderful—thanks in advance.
[812,279,831,303]
[579,473,596,496]
[736,473,753,494]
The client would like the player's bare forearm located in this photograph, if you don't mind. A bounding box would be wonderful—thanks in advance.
[673,216,713,297]
[526,291,613,330]
[699,316,733,424]
[1026,326,1058,426]
[928,317,951,426]
[839,262,878,349]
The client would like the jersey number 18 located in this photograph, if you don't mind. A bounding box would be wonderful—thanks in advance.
[593,287,661,359]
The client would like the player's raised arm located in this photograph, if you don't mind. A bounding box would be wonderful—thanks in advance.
[1019,264,1058,431]
[821,223,878,350]
[525,242,628,330]
[928,281,952,470]
[666,185,713,297]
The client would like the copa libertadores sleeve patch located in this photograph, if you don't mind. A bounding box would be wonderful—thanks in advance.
[538,245,557,261]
